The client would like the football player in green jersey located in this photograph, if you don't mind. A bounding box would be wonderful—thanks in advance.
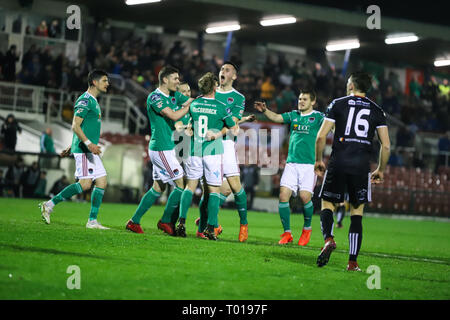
[39,69,110,229]
[255,89,324,246]
[197,62,254,242]
[176,72,238,239]
[126,66,194,235]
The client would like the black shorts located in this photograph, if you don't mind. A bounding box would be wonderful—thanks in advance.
[318,165,371,207]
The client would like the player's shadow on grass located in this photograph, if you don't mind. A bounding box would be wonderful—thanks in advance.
[0,243,112,260]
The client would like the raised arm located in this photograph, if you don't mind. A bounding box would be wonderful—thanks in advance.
[254,101,283,123]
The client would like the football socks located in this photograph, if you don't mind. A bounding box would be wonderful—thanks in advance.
[207,193,221,228]
[303,200,314,229]
[198,195,208,233]
[131,187,161,224]
[320,209,334,240]
[179,189,194,220]
[89,187,105,221]
[161,186,184,223]
[234,188,248,225]
[279,201,291,232]
[337,205,346,224]
[49,182,83,206]
[349,215,363,262]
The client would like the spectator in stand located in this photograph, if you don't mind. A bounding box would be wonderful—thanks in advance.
[1,114,22,152]
[48,20,60,38]
[241,164,259,210]
[438,79,449,101]
[382,85,401,117]
[3,45,20,81]
[388,151,404,167]
[396,125,414,148]
[49,175,69,198]
[34,171,47,198]
[40,128,56,154]
[0,169,5,197]
[22,161,41,198]
[435,131,450,172]
[261,76,275,104]
[5,158,25,197]
[409,75,422,99]
[35,20,49,37]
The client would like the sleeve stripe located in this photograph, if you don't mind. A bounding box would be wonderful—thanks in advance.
[325,117,335,123]
[376,125,387,128]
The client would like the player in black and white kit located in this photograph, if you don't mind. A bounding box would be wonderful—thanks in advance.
[314,72,391,271]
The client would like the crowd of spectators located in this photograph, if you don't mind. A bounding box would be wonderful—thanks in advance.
[0,157,69,198]
[1,26,448,136]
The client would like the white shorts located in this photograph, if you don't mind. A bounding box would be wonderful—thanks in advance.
[74,153,107,181]
[149,149,184,185]
[222,140,240,178]
[184,155,223,186]
[280,163,317,196]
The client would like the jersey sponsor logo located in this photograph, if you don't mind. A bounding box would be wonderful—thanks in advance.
[151,94,161,102]
[293,124,310,132]
[348,100,356,105]
[227,97,234,104]
[78,100,88,106]
[357,189,367,201]
[323,191,341,200]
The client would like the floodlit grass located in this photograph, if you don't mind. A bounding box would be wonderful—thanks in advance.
[0,198,449,300]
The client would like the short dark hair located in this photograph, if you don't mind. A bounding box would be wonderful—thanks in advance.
[350,72,372,93]
[223,61,239,73]
[158,66,179,85]
[198,72,218,95]
[88,69,108,87]
[299,89,317,102]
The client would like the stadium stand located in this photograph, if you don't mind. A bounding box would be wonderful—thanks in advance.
[0,1,448,216]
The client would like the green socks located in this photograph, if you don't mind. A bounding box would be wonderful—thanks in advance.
[198,195,208,232]
[161,187,184,223]
[50,182,83,205]
[179,189,194,220]
[207,193,221,228]
[234,188,248,225]
[89,187,105,221]
[303,201,314,229]
[279,201,291,232]
[131,187,161,224]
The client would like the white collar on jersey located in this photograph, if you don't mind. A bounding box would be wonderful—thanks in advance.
[84,91,98,102]
[216,87,235,94]
[156,88,170,98]
[300,110,315,116]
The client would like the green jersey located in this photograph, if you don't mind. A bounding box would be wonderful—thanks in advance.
[71,91,102,154]
[147,88,190,151]
[215,88,245,142]
[281,110,325,165]
[189,97,235,156]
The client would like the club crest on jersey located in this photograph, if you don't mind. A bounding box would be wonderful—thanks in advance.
[308,117,315,123]
[171,97,176,104]
[227,97,234,104]
[173,169,179,176]
[348,100,356,105]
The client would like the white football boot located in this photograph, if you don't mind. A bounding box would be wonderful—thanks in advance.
[86,219,110,230]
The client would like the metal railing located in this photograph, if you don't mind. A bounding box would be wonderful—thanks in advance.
[0,81,147,134]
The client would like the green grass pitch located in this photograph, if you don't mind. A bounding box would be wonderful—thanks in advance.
[0,197,449,300]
